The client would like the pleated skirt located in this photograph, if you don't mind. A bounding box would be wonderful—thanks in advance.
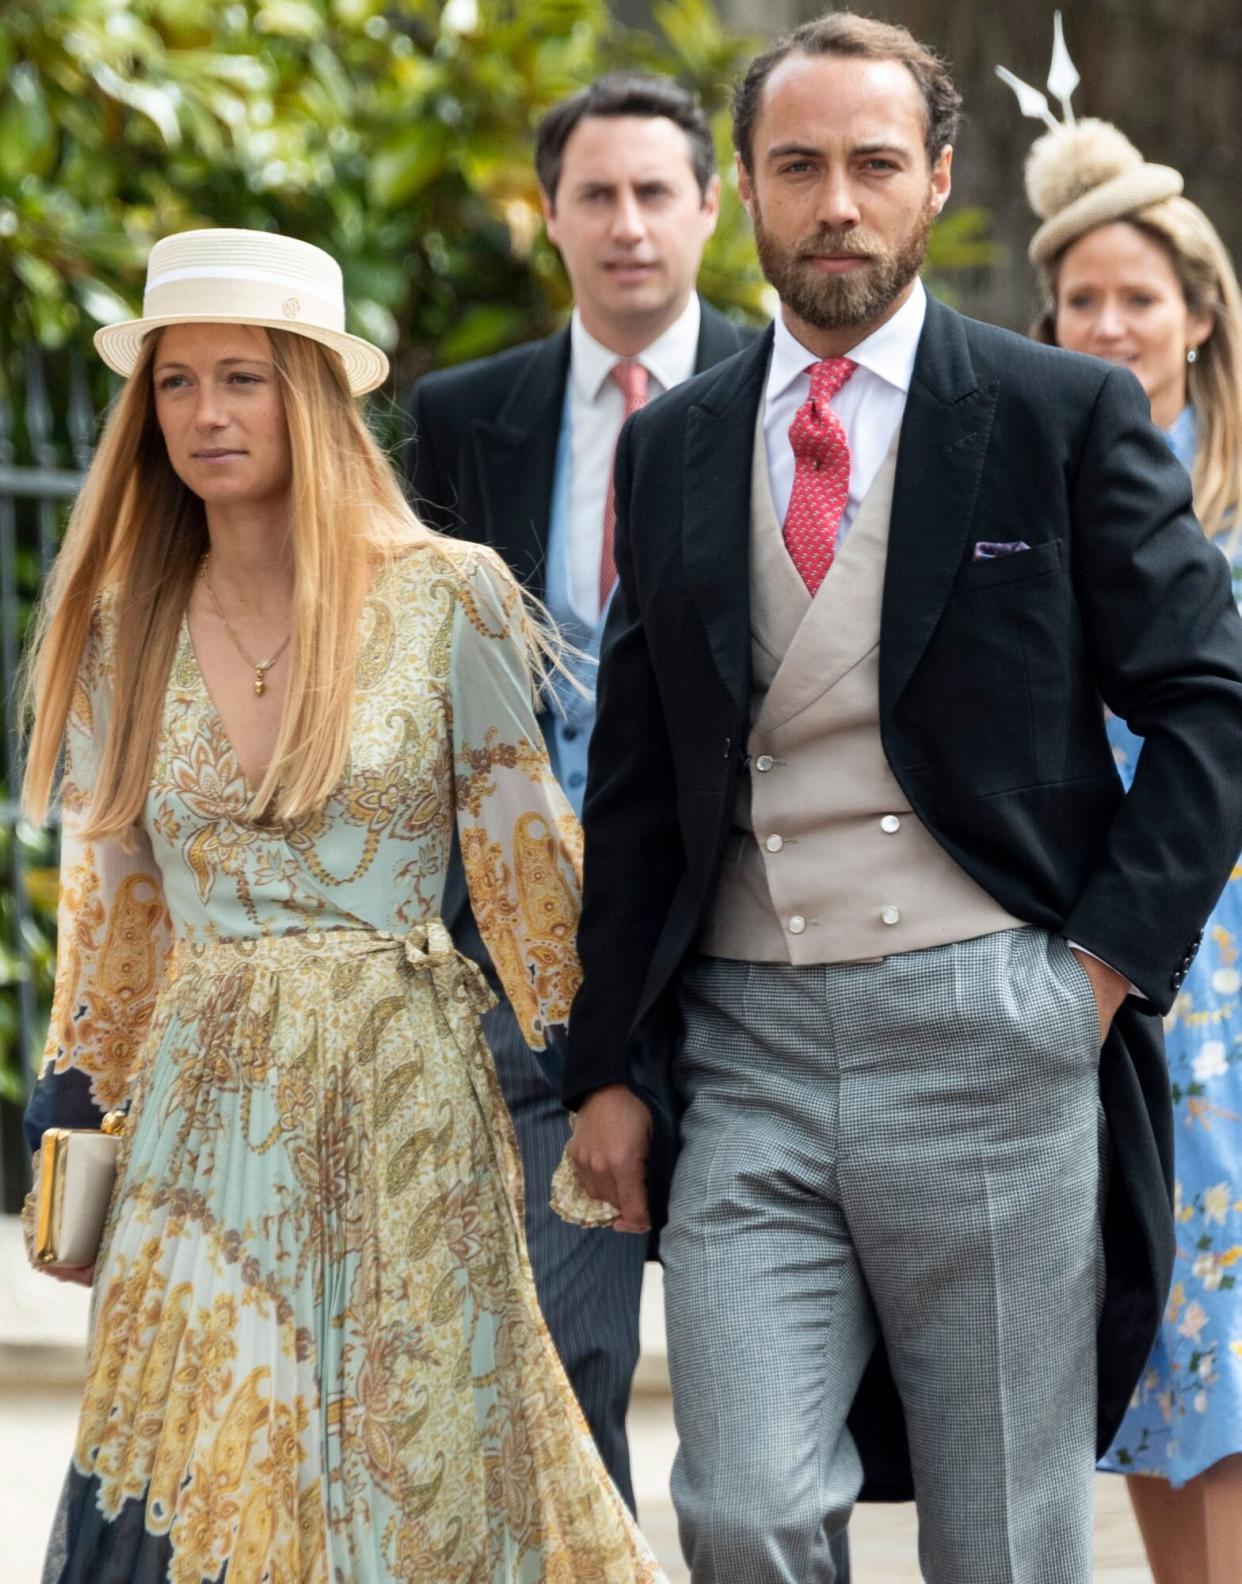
[43,923,664,1584]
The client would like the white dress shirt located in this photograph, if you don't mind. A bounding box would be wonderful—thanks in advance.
[763,278,926,542]
[565,296,701,621]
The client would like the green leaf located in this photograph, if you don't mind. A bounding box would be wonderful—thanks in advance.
[256,0,327,40]
[76,277,136,327]
[91,64,182,148]
[0,65,56,183]
[928,208,1006,272]
[436,303,528,364]
[347,296,399,351]
[368,123,451,207]
[14,252,64,300]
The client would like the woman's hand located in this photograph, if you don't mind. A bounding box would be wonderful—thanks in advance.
[34,1261,96,1287]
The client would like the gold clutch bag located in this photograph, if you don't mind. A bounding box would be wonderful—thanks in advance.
[31,1111,125,1267]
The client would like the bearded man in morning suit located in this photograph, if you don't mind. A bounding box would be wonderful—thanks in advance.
[405,73,758,1518]
[562,14,1242,1584]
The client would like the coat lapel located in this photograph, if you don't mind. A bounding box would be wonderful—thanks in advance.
[681,328,773,715]
[879,296,999,716]
[470,330,570,598]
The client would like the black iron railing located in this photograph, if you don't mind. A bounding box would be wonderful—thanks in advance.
[0,346,95,1210]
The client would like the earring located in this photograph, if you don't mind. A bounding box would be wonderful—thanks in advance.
[1187,346,1199,364]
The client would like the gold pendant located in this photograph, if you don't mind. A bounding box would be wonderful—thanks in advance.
[254,670,266,697]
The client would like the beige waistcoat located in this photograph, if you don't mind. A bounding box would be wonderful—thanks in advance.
[700,405,1023,965]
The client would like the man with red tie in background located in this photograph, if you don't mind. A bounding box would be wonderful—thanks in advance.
[405,72,778,1538]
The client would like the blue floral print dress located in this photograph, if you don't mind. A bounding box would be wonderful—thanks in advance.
[1100,408,1242,1486]
[25,543,666,1583]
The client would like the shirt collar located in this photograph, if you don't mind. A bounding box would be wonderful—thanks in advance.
[767,277,927,406]
[1163,405,1198,472]
[570,294,702,402]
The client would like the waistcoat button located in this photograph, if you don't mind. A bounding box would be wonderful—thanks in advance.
[880,814,901,834]
[755,754,774,773]
[881,906,901,926]
[789,915,806,935]
[765,834,784,853]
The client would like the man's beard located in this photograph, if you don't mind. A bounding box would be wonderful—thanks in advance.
[753,196,935,331]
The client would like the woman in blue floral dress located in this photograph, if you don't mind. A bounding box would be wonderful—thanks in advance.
[1022,112,1242,1581]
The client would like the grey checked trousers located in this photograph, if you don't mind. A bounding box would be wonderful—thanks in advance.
[663,927,1102,1584]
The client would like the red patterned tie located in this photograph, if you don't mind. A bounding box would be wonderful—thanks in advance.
[600,359,650,611]
[782,356,857,595]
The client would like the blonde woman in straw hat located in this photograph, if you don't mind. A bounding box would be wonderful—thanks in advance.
[1004,28,1242,1582]
[20,228,667,1584]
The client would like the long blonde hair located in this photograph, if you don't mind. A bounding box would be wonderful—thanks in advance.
[1035,196,1242,542]
[23,327,558,837]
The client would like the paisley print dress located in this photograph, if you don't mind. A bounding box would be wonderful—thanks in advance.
[25,543,665,1583]
[1100,409,1242,1486]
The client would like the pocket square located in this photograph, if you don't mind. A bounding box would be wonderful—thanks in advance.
[972,539,1031,561]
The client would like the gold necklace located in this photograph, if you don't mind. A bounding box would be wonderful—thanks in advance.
[198,554,292,698]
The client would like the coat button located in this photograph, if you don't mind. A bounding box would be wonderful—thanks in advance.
[789,915,806,935]
[880,815,901,834]
[881,906,901,926]
[755,754,774,772]
[765,834,784,853]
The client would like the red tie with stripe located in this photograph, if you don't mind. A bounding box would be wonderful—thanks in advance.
[782,357,857,595]
[600,360,650,611]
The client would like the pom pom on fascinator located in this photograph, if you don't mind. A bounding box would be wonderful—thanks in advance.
[1025,119,1147,220]
[997,11,1183,264]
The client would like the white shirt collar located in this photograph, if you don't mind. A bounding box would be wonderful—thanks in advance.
[766,277,927,406]
[570,293,702,402]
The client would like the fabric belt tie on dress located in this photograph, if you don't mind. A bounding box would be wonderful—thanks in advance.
[175,919,498,1023]
[392,918,497,1020]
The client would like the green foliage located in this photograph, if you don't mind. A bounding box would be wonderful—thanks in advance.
[923,207,1007,308]
[0,0,770,390]
[0,0,999,381]
[0,822,56,1106]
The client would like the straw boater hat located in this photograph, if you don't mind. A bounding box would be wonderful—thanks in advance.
[997,14,1184,265]
[94,228,390,395]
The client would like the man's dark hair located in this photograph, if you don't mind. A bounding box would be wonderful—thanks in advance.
[732,12,962,174]
[535,72,716,208]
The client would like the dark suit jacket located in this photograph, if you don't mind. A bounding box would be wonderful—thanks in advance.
[564,293,1242,1497]
[406,297,755,601]
[406,298,755,984]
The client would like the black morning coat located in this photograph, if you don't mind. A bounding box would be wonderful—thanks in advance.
[562,293,1242,1500]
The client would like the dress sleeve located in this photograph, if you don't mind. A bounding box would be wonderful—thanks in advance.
[22,600,172,1153]
[448,548,583,1049]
